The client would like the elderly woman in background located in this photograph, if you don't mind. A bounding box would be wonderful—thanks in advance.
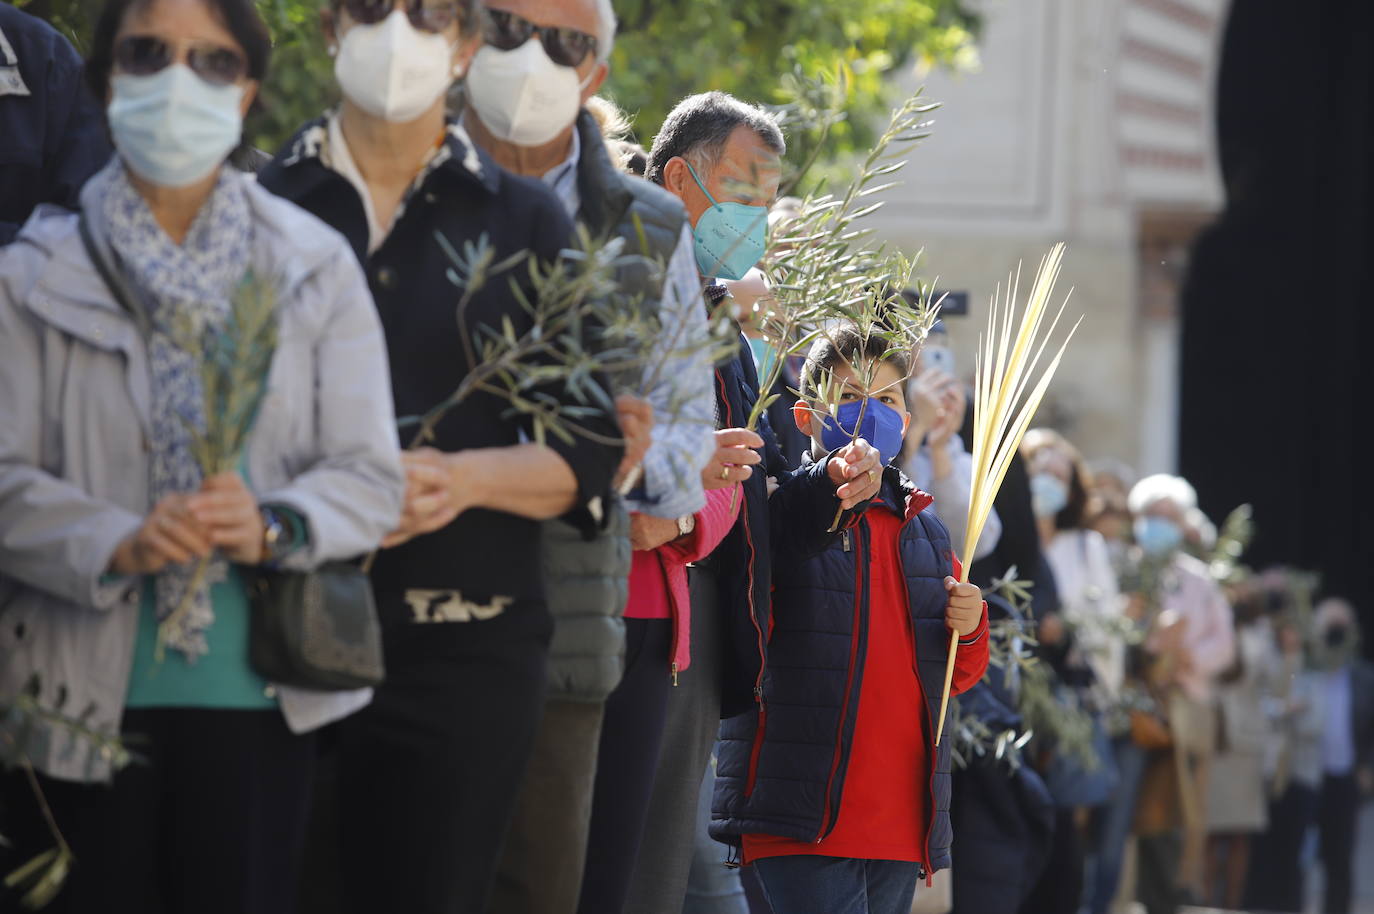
[0,0,403,908]
[1126,473,1235,914]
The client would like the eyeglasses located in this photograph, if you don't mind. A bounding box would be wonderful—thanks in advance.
[482,9,597,68]
[338,0,465,34]
[113,35,247,87]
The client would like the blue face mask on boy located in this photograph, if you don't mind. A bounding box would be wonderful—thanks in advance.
[684,160,768,281]
[819,399,907,466]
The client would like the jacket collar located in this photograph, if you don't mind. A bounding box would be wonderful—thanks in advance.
[274,112,500,197]
[573,109,633,236]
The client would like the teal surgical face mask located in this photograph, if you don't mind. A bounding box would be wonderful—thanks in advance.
[748,336,777,380]
[107,65,243,188]
[684,159,767,281]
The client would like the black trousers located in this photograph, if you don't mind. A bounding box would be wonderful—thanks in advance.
[626,565,726,914]
[577,618,673,914]
[0,708,314,914]
[1244,782,1318,913]
[1319,773,1360,914]
[330,606,551,914]
[1136,831,1183,914]
[1020,807,1085,914]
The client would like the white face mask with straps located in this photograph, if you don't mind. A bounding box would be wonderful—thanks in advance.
[464,39,590,147]
[334,10,460,123]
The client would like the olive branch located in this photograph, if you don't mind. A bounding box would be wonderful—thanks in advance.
[153,271,280,663]
[743,91,942,443]
[944,570,1101,775]
[2,682,135,910]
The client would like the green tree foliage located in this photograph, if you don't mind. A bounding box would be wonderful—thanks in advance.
[605,0,978,156]
[251,0,337,152]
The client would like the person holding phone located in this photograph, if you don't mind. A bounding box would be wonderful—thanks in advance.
[900,319,1002,562]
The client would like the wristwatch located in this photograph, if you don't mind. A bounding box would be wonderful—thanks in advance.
[676,514,697,539]
[260,506,289,565]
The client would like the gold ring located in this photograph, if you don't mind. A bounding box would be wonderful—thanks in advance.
[868,469,876,485]
[721,466,731,480]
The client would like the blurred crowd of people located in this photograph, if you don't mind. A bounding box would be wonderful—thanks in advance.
[902,323,1374,914]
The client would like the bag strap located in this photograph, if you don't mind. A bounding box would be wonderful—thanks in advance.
[77,211,152,340]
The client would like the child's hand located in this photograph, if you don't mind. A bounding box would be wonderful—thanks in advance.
[944,577,983,638]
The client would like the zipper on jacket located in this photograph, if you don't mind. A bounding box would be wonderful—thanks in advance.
[744,687,767,797]
[897,516,940,879]
[718,365,771,797]
[665,555,683,686]
[817,519,868,841]
[842,530,851,552]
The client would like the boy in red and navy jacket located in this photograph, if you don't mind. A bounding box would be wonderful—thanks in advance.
[711,323,991,914]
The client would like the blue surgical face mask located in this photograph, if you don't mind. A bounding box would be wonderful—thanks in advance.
[818,398,907,466]
[107,65,244,188]
[1030,473,1069,519]
[1134,516,1183,557]
[684,160,768,281]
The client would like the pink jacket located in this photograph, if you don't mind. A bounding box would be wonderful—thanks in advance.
[626,486,741,681]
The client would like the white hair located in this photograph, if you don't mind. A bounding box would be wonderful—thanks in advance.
[1128,473,1198,515]
[593,0,616,62]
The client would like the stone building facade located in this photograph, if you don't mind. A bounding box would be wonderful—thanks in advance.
[870,0,1230,474]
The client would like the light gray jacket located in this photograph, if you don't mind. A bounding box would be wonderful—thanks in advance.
[0,174,405,781]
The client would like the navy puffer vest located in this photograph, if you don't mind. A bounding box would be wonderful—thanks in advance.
[711,461,959,873]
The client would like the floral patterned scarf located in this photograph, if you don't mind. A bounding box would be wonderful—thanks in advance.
[96,160,253,661]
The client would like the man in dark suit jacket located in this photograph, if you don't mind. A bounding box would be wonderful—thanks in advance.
[0,3,110,244]
[1314,597,1374,914]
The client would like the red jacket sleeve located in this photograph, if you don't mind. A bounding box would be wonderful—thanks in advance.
[946,555,990,695]
[950,604,990,696]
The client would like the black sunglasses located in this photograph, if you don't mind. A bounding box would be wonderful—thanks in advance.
[113,35,247,87]
[482,9,597,68]
[339,0,466,34]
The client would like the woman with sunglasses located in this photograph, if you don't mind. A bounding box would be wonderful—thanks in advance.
[257,1,623,912]
[0,0,405,909]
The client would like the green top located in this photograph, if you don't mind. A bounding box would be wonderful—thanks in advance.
[124,504,307,709]
[125,565,275,709]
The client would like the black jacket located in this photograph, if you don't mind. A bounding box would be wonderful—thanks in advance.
[0,4,110,244]
[703,330,835,717]
[949,663,1055,914]
[259,117,622,629]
